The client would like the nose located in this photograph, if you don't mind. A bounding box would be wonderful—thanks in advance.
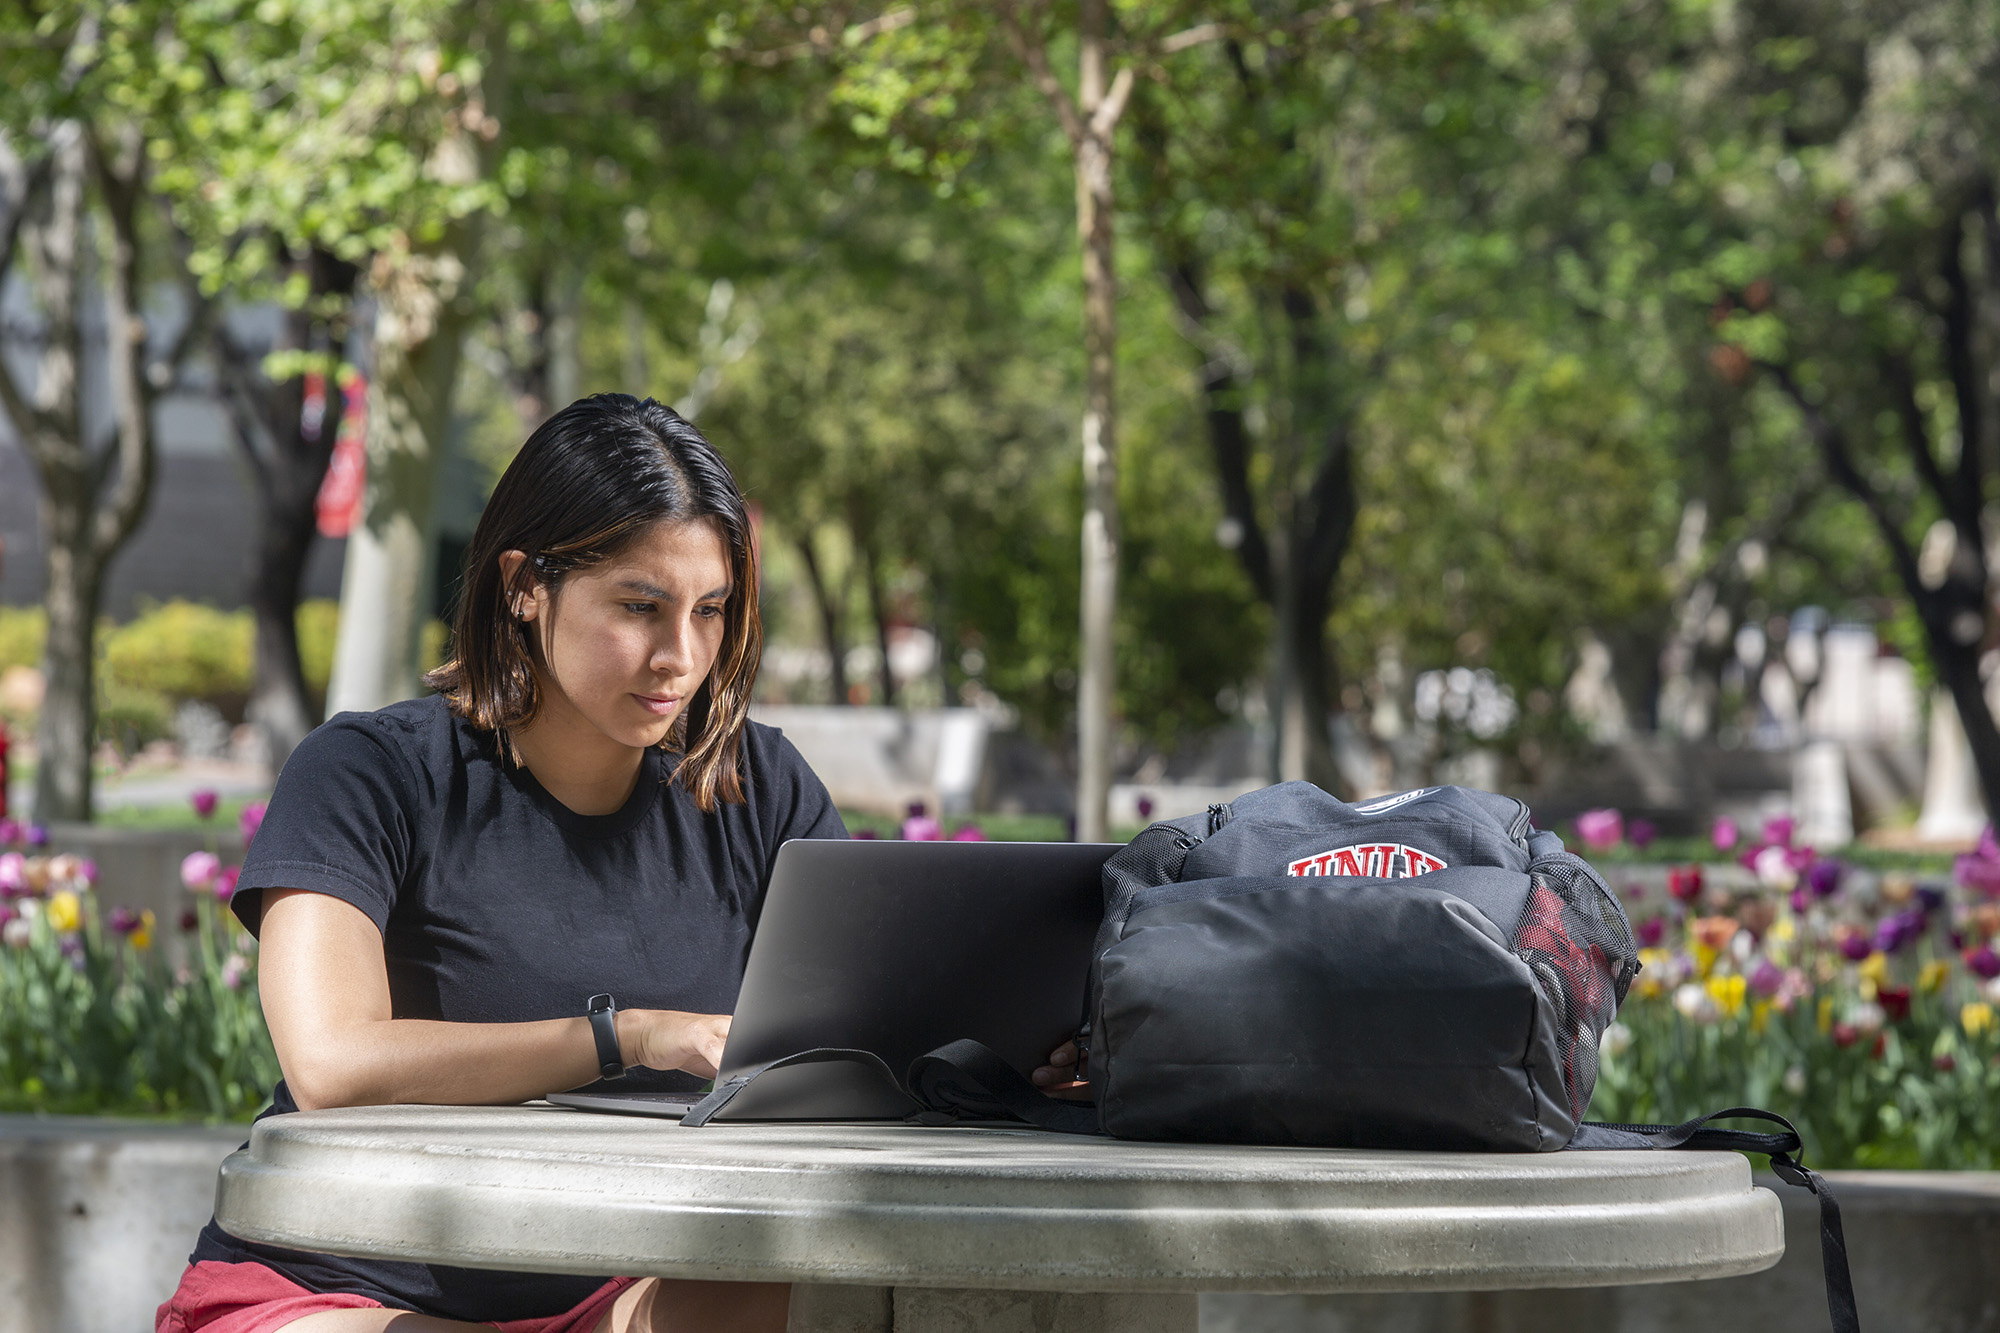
[650,609,700,678]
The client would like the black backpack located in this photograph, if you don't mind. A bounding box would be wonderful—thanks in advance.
[691,782,1857,1331]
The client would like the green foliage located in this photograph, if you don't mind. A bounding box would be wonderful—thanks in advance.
[102,601,254,704]
[0,607,45,672]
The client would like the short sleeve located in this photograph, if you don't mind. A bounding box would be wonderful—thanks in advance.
[750,726,847,854]
[232,713,418,936]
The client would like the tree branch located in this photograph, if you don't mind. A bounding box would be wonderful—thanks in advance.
[1001,3,1083,145]
[1763,361,1926,599]
[1939,205,1984,507]
[1879,351,1964,524]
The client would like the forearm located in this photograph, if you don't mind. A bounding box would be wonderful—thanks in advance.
[281,1010,648,1111]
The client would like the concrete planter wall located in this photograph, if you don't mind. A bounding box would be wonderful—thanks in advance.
[3,1114,1995,1333]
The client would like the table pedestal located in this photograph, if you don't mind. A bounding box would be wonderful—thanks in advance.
[788,1284,1197,1333]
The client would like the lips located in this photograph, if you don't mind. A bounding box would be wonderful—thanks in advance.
[634,693,681,716]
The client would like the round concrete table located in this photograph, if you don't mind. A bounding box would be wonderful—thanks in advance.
[213,1103,1784,1333]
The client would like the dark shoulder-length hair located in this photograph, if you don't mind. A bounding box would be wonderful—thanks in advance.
[425,394,762,811]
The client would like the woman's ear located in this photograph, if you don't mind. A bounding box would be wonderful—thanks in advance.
[497,550,542,622]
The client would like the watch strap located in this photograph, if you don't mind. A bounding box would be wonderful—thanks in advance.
[587,993,622,1079]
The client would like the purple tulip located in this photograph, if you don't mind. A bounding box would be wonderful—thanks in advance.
[1628,818,1658,850]
[1874,909,1926,955]
[1955,845,2000,897]
[906,800,928,819]
[1623,882,1646,902]
[1748,958,1785,997]
[1966,946,2000,980]
[1635,917,1665,947]
[1136,795,1156,820]
[239,801,268,845]
[1790,888,1809,914]
[1917,884,1946,914]
[1807,859,1843,898]
[212,866,240,903]
[191,789,220,820]
[0,818,18,844]
[106,906,141,935]
[853,829,880,840]
[1839,932,1874,962]
[26,824,47,848]
[1711,816,1740,851]
[949,825,987,842]
[1762,815,1796,847]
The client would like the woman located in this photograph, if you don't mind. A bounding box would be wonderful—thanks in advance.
[157,395,843,1333]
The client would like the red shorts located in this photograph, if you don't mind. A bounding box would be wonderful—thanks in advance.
[156,1260,636,1333]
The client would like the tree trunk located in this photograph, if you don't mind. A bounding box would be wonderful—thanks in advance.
[324,248,474,715]
[857,523,897,708]
[1072,1,1126,841]
[796,532,850,706]
[0,123,167,822]
[221,247,358,769]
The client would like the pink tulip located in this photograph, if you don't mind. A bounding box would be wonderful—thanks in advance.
[902,816,943,842]
[191,789,220,820]
[1710,816,1739,851]
[1574,808,1624,852]
[213,865,240,903]
[239,801,268,845]
[1761,815,1795,847]
[950,825,987,842]
[180,851,221,891]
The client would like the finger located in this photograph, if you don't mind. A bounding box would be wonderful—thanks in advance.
[1048,1044,1077,1067]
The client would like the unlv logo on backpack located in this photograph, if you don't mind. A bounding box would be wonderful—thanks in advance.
[1287,843,1448,878]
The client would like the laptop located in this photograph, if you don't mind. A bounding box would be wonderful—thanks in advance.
[547,837,1116,1121]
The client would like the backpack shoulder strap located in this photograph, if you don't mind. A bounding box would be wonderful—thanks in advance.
[906,1039,1103,1135]
[1580,1109,1858,1333]
[680,1047,911,1127]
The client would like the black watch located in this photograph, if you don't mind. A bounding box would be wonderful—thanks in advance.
[586,993,623,1080]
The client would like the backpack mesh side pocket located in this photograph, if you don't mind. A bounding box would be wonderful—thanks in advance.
[1513,853,1639,1121]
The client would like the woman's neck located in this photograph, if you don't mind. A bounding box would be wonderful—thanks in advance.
[508,710,647,817]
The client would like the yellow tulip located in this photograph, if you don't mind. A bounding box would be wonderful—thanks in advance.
[1964,1002,1996,1038]
[1817,995,1835,1034]
[130,910,156,952]
[1858,951,1890,986]
[1919,960,1951,993]
[46,891,81,934]
[1706,974,1747,1019]
[1692,942,1718,978]
[1750,999,1773,1033]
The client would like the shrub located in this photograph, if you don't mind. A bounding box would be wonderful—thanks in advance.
[296,598,339,695]
[102,600,253,703]
[98,682,175,754]
[0,605,45,671]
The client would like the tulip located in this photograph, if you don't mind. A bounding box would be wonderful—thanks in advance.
[1667,865,1703,902]
[949,825,986,842]
[1877,986,1912,1023]
[1711,816,1739,851]
[1762,815,1796,847]
[853,829,880,840]
[239,801,268,845]
[1963,1001,1996,1037]
[1783,1064,1808,1095]
[220,954,250,990]
[1635,917,1665,947]
[1838,930,1873,962]
[1966,945,2000,979]
[1136,795,1155,820]
[213,866,240,903]
[1673,982,1721,1023]
[106,905,142,935]
[1850,1001,1887,1034]
[178,908,199,933]
[46,890,81,933]
[901,816,942,842]
[0,852,23,897]
[180,852,221,891]
[1831,1021,1860,1048]
[1628,818,1658,849]
[1935,1052,1958,1073]
[0,818,17,844]
[1,917,28,948]
[1690,915,1740,952]
[191,789,220,820]
[25,824,47,848]
[1598,1022,1633,1057]
[1753,844,1798,892]
[1574,808,1624,852]
[1748,958,1785,997]
[1806,859,1844,898]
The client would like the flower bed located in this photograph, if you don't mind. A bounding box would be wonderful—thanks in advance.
[1581,811,2000,1167]
[0,804,277,1119]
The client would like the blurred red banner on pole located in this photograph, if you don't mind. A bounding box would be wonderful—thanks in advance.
[316,373,369,538]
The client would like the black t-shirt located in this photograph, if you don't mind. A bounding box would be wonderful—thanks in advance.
[190,695,846,1320]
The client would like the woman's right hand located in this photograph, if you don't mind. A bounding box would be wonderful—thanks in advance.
[620,1009,732,1079]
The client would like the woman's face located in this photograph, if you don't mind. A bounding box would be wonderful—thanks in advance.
[518,518,733,753]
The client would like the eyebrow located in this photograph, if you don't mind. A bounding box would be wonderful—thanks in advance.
[613,579,731,600]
